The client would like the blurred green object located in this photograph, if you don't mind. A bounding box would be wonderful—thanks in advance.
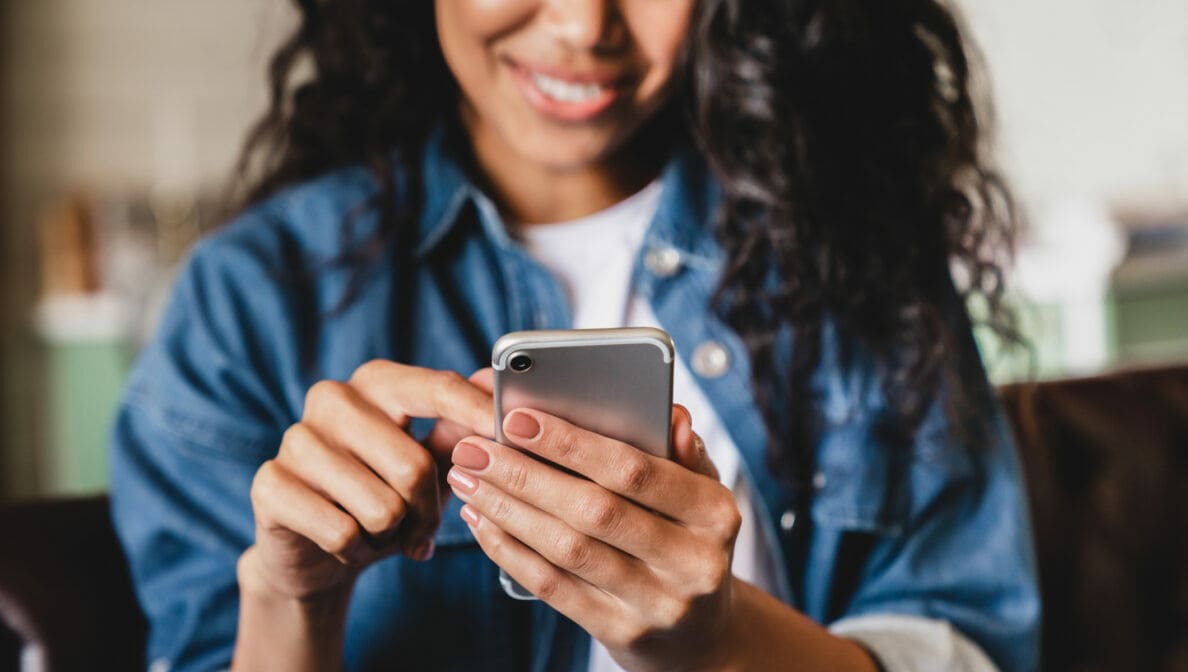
[44,339,132,494]
[975,298,1067,384]
[978,273,1188,386]
[1112,271,1188,364]
[35,293,135,495]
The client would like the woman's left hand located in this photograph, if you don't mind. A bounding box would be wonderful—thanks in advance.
[447,396,743,672]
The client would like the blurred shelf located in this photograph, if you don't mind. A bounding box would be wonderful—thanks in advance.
[35,292,134,343]
[1113,247,1188,292]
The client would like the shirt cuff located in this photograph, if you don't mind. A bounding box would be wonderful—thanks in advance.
[829,613,999,672]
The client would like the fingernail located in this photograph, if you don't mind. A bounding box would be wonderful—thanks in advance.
[460,504,481,527]
[452,441,490,470]
[447,467,478,495]
[674,404,691,426]
[505,411,540,440]
[409,538,435,562]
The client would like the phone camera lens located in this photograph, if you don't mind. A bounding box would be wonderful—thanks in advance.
[509,354,533,373]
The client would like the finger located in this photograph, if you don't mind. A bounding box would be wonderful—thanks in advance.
[348,361,495,441]
[502,408,722,522]
[446,464,657,601]
[452,436,690,562]
[302,383,441,555]
[251,459,372,565]
[459,504,622,642]
[423,367,498,487]
[424,367,498,453]
[424,419,477,474]
[468,367,494,394]
[671,406,719,481]
[277,424,407,544]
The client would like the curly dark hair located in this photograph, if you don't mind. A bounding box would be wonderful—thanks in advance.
[235,0,1019,494]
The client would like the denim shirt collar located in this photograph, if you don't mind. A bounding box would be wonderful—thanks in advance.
[412,121,723,265]
[414,122,479,257]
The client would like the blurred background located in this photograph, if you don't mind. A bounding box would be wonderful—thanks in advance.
[0,0,1185,499]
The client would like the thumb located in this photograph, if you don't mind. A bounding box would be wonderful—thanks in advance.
[671,405,719,481]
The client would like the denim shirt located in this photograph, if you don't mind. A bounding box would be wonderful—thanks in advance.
[109,126,1041,672]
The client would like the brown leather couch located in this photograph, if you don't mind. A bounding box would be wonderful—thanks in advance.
[0,497,145,670]
[2,364,1186,671]
[999,364,1188,671]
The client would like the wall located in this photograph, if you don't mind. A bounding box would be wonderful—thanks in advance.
[0,0,292,495]
[958,0,1188,206]
[957,0,1188,376]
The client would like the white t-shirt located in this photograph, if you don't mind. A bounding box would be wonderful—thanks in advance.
[516,182,998,672]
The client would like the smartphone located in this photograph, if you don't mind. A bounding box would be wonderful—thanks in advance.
[491,327,676,600]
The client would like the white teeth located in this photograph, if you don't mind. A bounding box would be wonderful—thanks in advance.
[530,72,606,103]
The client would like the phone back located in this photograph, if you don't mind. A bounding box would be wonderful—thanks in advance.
[491,328,674,600]
[493,327,675,459]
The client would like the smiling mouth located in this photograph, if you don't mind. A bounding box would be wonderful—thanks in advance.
[529,71,610,104]
[507,58,631,122]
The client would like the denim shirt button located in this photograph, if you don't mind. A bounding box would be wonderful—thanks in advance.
[812,471,828,490]
[691,341,730,378]
[644,246,682,277]
[779,510,797,531]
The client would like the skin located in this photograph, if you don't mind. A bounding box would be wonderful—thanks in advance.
[233,1,879,670]
[435,0,689,224]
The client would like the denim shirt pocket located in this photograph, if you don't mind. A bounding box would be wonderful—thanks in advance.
[809,410,980,538]
[810,418,909,537]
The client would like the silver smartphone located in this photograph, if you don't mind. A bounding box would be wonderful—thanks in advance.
[491,327,676,600]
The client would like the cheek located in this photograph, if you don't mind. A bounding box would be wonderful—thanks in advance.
[436,1,533,90]
[624,2,694,101]
[443,0,535,37]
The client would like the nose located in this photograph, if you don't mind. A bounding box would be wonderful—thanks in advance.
[542,0,621,51]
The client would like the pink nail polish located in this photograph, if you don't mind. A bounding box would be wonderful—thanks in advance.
[452,441,490,470]
[447,468,478,495]
[460,504,481,527]
[504,411,540,440]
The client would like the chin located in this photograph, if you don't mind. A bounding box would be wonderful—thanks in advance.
[513,130,623,173]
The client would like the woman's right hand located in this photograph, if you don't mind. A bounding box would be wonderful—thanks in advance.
[239,361,495,600]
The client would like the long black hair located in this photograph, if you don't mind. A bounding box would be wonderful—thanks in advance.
[235,0,1019,493]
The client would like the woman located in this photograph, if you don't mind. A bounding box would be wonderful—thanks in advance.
[110,1,1040,671]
